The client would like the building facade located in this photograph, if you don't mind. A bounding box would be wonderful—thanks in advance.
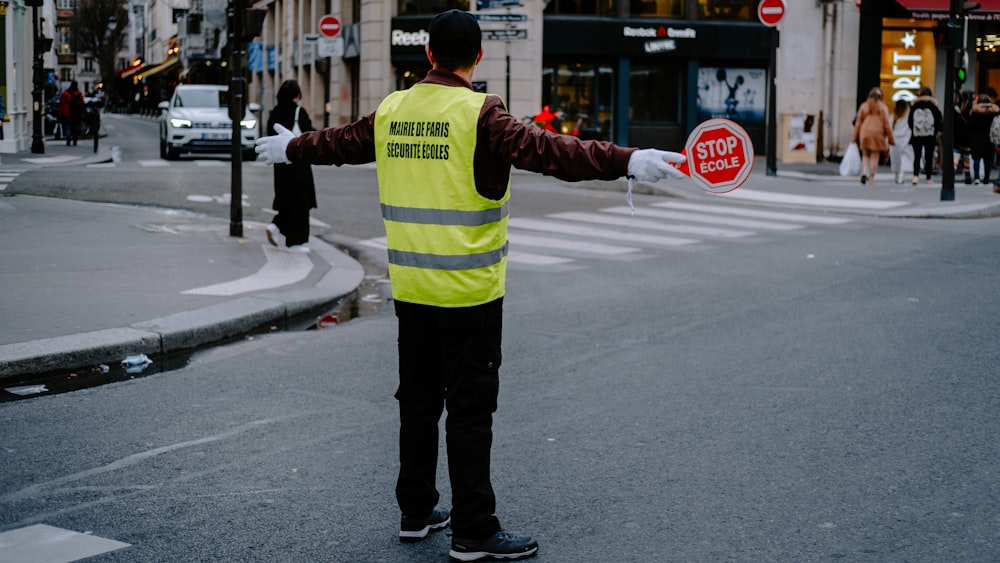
[7,0,1000,160]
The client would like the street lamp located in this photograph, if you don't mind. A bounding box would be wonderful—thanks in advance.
[26,0,53,154]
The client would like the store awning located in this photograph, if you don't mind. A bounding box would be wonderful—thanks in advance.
[896,0,1000,12]
[117,63,149,79]
[136,57,180,81]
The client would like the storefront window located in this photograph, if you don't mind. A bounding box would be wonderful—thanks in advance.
[881,19,937,105]
[629,62,680,123]
[396,65,431,90]
[542,63,614,140]
[629,0,682,18]
[543,0,616,17]
[698,0,755,21]
[398,0,470,15]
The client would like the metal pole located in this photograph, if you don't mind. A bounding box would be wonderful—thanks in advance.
[30,6,45,154]
[765,27,778,176]
[229,0,244,237]
[941,0,961,202]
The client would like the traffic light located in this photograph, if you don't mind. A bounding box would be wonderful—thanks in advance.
[956,49,969,85]
[934,21,962,49]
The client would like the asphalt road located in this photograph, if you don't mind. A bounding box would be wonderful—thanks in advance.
[2,180,998,562]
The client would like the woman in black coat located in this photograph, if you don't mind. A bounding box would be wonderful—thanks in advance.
[265,80,316,253]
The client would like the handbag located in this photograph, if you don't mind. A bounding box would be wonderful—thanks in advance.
[292,106,302,136]
[839,143,862,177]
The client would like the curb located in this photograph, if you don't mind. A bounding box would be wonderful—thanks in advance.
[0,236,365,381]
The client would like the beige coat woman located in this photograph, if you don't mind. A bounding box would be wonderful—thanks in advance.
[852,87,896,184]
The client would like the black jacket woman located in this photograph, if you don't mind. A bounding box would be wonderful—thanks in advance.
[265,80,317,253]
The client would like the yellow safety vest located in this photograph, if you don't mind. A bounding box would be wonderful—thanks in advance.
[374,84,510,308]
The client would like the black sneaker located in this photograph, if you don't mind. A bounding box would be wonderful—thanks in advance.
[449,531,538,561]
[399,507,450,542]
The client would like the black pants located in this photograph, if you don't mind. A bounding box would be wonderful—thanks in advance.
[394,298,504,540]
[273,208,310,246]
[912,137,936,180]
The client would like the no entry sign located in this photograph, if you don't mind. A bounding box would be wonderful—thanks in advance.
[683,118,754,194]
[319,15,342,38]
[757,0,786,27]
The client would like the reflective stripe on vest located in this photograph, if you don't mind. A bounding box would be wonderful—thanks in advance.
[374,84,511,308]
[388,241,509,271]
[380,202,510,226]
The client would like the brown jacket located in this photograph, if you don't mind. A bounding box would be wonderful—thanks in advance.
[852,99,895,153]
[285,69,635,200]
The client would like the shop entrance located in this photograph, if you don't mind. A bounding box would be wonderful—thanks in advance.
[541,62,614,141]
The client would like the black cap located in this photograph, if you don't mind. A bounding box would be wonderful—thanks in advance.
[428,9,481,60]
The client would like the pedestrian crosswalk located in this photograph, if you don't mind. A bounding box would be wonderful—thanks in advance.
[0,169,25,192]
[359,200,852,271]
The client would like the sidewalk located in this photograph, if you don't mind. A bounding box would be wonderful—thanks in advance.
[1,138,365,386]
[3,141,999,388]
[650,157,1000,220]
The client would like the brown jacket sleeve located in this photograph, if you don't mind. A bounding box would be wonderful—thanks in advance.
[285,114,377,166]
[474,96,635,199]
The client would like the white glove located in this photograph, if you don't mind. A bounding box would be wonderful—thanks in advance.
[627,149,687,182]
[254,123,294,165]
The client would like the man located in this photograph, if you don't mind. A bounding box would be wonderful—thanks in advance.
[255,9,685,561]
[58,81,86,146]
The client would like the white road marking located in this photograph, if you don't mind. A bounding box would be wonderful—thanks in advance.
[182,245,313,296]
[508,251,574,265]
[600,206,803,231]
[138,159,170,167]
[0,524,130,562]
[509,217,699,246]
[19,155,80,164]
[652,201,854,224]
[509,232,639,255]
[554,210,755,238]
[719,188,908,209]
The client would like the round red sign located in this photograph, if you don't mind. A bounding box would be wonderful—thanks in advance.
[319,15,342,38]
[757,0,786,27]
[684,118,754,194]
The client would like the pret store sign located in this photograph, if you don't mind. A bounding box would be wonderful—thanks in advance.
[880,21,938,104]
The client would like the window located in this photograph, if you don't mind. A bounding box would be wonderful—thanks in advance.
[84,57,95,72]
[175,88,229,108]
[629,62,681,123]
[397,0,469,15]
[544,0,616,17]
[698,0,756,21]
[56,26,72,55]
[629,0,682,17]
[542,63,614,139]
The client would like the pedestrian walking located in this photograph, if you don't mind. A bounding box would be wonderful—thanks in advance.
[889,99,913,184]
[908,86,943,185]
[58,81,85,146]
[265,79,316,253]
[968,93,999,185]
[851,86,895,185]
[255,9,686,561]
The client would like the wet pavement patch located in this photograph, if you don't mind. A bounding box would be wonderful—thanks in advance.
[0,288,388,403]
